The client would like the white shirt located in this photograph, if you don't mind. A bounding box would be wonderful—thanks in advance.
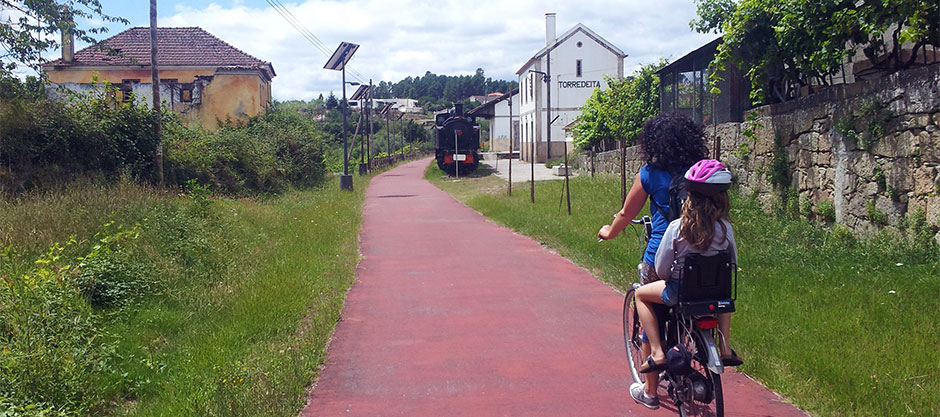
[654,218,738,281]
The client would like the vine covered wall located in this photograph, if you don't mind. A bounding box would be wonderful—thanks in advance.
[574,63,940,240]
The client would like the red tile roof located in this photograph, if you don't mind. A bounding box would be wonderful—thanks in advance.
[46,27,275,78]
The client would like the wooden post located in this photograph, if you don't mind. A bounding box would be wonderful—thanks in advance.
[150,0,163,186]
[620,137,626,205]
[508,92,512,196]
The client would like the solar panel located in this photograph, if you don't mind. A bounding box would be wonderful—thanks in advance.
[323,42,359,71]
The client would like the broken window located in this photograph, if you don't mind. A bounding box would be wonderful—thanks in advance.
[180,83,195,103]
[119,79,138,103]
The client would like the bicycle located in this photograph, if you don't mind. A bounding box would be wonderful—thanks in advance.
[620,216,737,417]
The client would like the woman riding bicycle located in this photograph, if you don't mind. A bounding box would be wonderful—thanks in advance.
[597,112,708,409]
[630,159,743,409]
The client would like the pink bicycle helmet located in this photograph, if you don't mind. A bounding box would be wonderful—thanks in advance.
[684,159,733,196]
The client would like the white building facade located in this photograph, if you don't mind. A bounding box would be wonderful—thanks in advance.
[517,14,626,162]
[467,89,520,152]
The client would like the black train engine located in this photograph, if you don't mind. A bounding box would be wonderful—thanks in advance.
[435,103,480,176]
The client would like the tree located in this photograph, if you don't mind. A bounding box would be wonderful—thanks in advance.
[571,61,666,151]
[325,91,338,109]
[0,0,127,75]
[693,0,940,104]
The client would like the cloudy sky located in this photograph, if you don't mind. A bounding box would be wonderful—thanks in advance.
[47,0,719,100]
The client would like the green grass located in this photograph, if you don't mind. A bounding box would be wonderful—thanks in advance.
[425,163,940,417]
[1,175,368,416]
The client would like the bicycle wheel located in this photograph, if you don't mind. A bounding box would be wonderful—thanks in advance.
[623,284,646,385]
[678,329,724,417]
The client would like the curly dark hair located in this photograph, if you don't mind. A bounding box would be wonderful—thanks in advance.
[638,112,708,170]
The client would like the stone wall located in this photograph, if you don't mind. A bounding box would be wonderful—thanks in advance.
[573,63,940,239]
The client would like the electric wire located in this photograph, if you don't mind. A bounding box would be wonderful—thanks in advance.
[264,0,368,83]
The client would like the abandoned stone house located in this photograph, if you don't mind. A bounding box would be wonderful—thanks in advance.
[43,27,275,130]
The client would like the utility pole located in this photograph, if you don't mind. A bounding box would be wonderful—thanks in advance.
[150,0,163,186]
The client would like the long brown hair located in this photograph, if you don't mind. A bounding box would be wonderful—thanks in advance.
[679,191,731,250]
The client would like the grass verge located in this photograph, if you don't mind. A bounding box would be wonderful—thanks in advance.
[1,174,367,416]
[425,163,939,417]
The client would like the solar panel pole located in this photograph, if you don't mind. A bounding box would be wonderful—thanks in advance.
[324,42,359,190]
[340,67,353,190]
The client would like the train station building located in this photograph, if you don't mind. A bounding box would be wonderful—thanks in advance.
[516,14,626,163]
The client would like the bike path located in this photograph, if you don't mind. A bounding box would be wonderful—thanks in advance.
[302,159,805,416]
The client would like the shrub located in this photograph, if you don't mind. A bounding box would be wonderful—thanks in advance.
[164,103,327,194]
[0,240,119,415]
[873,165,886,189]
[74,222,152,308]
[768,136,791,189]
[834,100,892,150]
[0,195,227,415]
[799,195,812,219]
[867,201,888,226]
[896,206,939,263]
[829,224,857,248]
[0,78,160,191]
[817,199,835,223]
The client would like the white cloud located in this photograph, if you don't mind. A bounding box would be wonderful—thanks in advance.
[161,0,718,100]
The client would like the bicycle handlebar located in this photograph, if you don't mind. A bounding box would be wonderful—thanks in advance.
[598,215,653,242]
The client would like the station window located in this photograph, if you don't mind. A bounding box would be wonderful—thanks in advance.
[576,60,582,77]
[528,75,533,100]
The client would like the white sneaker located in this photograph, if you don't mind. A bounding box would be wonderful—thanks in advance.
[630,382,660,410]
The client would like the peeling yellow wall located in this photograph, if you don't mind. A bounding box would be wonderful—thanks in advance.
[46,67,271,131]
[46,68,216,84]
[185,73,267,130]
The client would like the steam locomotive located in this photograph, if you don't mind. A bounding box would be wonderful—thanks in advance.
[435,103,480,176]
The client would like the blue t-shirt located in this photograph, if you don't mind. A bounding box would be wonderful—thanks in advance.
[639,164,677,266]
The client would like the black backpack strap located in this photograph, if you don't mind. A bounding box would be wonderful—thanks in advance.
[652,166,685,221]
[652,199,669,220]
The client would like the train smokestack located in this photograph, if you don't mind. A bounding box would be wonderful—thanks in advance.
[454,103,463,116]
[545,13,556,47]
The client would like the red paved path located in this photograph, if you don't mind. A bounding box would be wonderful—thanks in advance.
[302,159,806,416]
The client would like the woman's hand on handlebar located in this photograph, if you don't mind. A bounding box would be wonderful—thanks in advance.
[597,224,615,241]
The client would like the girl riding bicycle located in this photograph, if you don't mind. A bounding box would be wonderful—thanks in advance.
[630,159,743,409]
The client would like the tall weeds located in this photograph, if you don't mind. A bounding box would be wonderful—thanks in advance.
[1,78,328,195]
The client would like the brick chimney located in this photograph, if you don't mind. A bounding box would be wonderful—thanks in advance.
[545,13,556,47]
[61,26,74,63]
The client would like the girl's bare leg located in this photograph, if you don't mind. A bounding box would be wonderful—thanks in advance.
[635,281,667,397]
